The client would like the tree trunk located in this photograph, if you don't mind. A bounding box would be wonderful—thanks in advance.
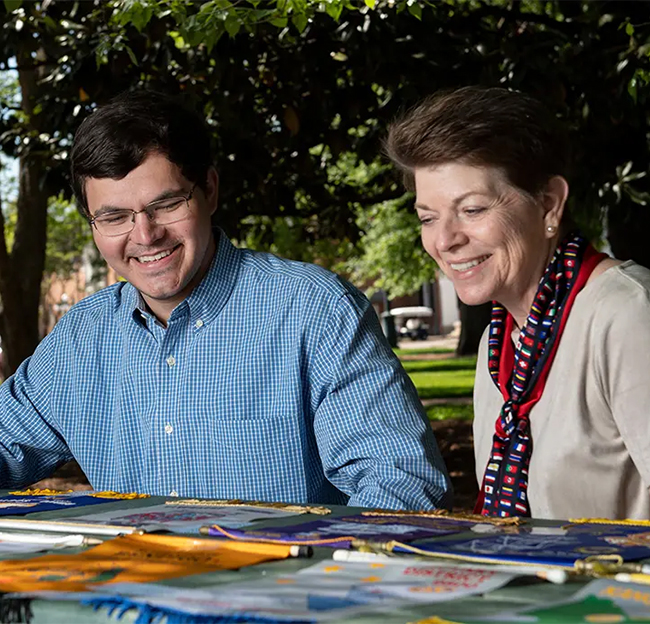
[0,46,49,376]
[456,300,492,356]
[607,200,650,271]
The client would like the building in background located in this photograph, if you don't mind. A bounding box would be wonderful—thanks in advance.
[369,273,460,339]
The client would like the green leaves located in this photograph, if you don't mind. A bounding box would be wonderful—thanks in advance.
[291,13,308,33]
[3,0,23,12]
[110,0,154,31]
[407,1,422,20]
[346,197,438,299]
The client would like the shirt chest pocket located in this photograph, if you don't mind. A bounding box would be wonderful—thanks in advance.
[206,413,309,502]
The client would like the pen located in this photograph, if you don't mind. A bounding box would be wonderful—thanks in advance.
[333,550,398,563]
[0,532,102,547]
[614,573,650,586]
[289,545,314,558]
[0,518,139,537]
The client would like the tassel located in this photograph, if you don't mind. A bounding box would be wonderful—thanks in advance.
[84,596,315,623]
[0,593,33,624]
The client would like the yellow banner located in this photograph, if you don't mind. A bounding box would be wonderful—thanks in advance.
[0,533,292,592]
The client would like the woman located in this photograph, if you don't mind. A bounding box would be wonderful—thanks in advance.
[386,86,650,520]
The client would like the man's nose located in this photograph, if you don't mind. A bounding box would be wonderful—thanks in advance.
[129,210,165,245]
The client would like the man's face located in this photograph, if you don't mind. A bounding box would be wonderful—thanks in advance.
[85,152,218,322]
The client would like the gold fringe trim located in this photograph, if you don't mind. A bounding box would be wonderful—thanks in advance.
[90,491,150,499]
[167,499,331,515]
[409,617,464,624]
[569,517,650,527]
[9,489,149,499]
[361,509,521,526]
[9,489,73,496]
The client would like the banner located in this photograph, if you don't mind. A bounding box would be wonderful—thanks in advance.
[0,490,148,516]
[410,523,650,567]
[0,533,293,592]
[208,513,481,547]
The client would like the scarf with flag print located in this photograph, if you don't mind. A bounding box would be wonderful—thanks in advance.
[478,232,608,517]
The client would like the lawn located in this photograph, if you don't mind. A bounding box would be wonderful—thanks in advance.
[393,347,455,357]
[396,353,477,422]
[425,403,474,421]
[402,356,477,400]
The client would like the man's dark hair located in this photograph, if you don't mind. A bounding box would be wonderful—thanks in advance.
[385,86,569,198]
[71,89,213,218]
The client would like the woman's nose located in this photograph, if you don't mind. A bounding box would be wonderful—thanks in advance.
[436,216,467,252]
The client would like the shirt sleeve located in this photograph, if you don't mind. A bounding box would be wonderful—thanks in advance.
[595,276,650,488]
[0,331,73,487]
[311,290,452,510]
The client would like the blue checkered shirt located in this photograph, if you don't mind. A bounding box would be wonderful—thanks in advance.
[0,232,451,509]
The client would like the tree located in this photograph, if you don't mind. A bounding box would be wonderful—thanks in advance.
[0,0,649,370]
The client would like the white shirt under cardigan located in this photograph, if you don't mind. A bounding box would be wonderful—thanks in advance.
[474,260,650,520]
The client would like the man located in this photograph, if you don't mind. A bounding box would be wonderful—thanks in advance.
[0,90,451,510]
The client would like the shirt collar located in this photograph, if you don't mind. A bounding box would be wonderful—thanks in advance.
[116,228,241,329]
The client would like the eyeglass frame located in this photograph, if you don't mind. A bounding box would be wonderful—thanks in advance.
[88,182,198,237]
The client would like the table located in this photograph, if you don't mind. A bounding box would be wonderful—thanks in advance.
[0,495,644,624]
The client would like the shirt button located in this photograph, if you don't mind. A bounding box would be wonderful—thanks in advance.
[166,355,176,367]
[164,424,173,435]
[169,490,178,497]
[195,319,204,328]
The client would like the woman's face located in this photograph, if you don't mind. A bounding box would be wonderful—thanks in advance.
[414,163,558,321]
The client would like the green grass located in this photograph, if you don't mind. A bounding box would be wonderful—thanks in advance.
[426,404,474,421]
[393,347,455,356]
[409,370,476,399]
[402,355,476,400]
[400,356,477,373]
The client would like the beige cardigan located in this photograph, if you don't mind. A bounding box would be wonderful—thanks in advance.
[474,261,650,520]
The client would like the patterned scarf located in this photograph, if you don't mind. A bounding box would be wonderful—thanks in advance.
[478,232,607,517]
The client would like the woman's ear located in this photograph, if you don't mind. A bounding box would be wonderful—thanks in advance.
[542,175,569,237]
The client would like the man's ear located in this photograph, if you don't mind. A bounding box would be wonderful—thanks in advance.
[542,175,569,237]
[206,167,219,216]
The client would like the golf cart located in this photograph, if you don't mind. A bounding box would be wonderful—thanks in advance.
[390,306,433,341]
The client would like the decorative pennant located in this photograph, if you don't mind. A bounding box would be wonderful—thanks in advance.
[73,502,298,534]
[407,523,650,568]
[458,579,650,622]
[169,499,331,515]
[81,560,516,623]
[206,514,480,548]
[0,490,149,516]
[0,533,293,592]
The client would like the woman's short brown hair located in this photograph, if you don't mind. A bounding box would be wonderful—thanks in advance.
[385,86,569,197]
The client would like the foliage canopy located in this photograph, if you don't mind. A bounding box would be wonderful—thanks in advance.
[0,0,648,370]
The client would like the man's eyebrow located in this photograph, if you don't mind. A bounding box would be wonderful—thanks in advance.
[145,188,187,205]
[93,188,186,217]
[415,190,489,211]
[94,204,130,217]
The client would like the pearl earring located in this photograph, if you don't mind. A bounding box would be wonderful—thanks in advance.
[546,225,556,233]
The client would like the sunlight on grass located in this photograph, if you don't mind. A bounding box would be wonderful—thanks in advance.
[401,356,477,373]
[426,403,474,421]
[404,355,476,399]
[393,347,455,356]
[409,369,476,398]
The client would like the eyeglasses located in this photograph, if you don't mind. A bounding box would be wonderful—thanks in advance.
[89,183,198,237]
